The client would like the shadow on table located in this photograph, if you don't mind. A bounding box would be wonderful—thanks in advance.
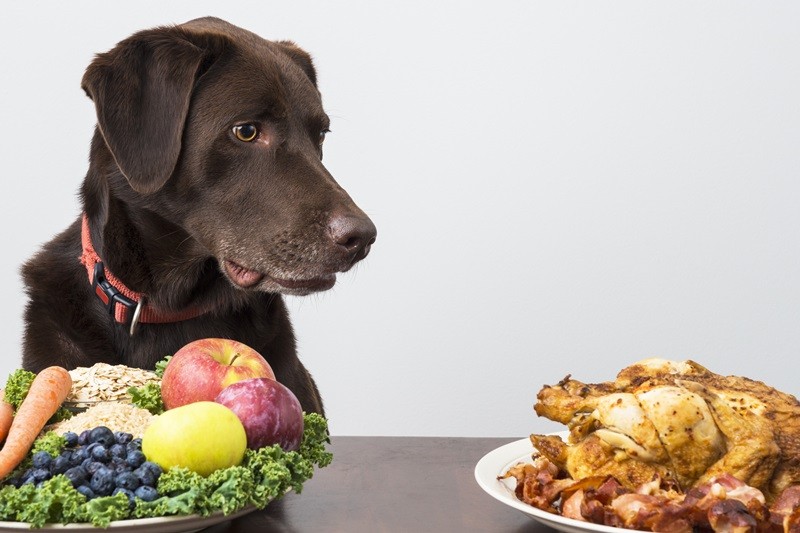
[514,522,554,533]
[199,499,298,533]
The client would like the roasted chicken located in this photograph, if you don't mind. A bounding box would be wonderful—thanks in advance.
[532,358,800,502]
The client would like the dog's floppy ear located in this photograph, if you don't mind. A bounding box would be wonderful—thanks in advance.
[276,41,318,87]
[81,27,226,194]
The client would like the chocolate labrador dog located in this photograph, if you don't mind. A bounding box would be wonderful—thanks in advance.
[20,17,376,415]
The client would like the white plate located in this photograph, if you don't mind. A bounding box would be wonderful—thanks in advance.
[0,505,256,532]
[474,435,636,533]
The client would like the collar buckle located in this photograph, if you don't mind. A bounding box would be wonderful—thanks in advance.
[92,262,137,327]
[82,214,208,328]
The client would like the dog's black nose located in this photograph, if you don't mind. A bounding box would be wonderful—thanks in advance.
[328,213,377,262]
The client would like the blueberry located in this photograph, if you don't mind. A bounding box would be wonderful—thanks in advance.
[52,455,71,475]
[133,466,155,487]
[114,432,133,445]
[89,426,115,447]
[21,476,35,486]
[140,461,163,477]
[113,487,136,509]
[64,466,88,487]
[5,477,22,488]
[127,438,142,451]
[114,471,140,491]
[76,485,95,500]
[110,455,126,466]
[78,430,92,446]
[31,468,51,482]
[91,444,111,462]
[83,460,104,476]
[90,468,115,496]
[83,442,98,457]
[84,442,100,453]
[63,431,79,448]
[110,443,127,459]
[32,451,52,470]
[71,447,89,464]
[114,463,131,476]
[96,465,113,478]
[125,450,146,468]
[134,485,159,502]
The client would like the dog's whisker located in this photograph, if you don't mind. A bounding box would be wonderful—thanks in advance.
[174,235,194,251]
[154,228,184,241]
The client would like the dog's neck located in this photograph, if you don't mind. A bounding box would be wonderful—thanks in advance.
[80,213,213,327]
[81,132,253,314]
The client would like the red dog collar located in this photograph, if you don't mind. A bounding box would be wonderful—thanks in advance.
[79,214,208,334]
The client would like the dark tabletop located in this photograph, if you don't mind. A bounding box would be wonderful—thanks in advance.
[202,436,549,533]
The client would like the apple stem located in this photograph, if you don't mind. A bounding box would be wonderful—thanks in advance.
[230,353,240,365]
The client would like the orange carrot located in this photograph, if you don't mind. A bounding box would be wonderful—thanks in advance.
[0,366,72,479]
[0,389,12,444]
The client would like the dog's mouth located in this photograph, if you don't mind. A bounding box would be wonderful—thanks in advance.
[223,260,265,288]
[222,259,336,294]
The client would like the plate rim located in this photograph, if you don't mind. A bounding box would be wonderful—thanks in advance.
[0,503,256,531]
[474,433,636,533]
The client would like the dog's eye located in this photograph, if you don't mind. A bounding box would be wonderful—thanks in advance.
[319,129,329,146]
[233,124,259,142]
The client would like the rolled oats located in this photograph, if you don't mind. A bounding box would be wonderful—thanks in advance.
[66,363,159,403]
[48,402,155,438]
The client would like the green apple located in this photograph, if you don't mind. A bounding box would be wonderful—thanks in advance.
[142,401,247,476]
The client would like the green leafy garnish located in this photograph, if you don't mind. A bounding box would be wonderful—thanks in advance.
[298,412,334,468]
[0,477,86,527]
[128,355,170,414]
[3,369,71,423]
[31,432,67,457]
[4,369,35,409]
[154,355,172,378]
[81,493,131,527]
[128,383,164,415]
[205,466,256,515]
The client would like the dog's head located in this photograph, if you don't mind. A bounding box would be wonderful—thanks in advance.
[81,17,376,296]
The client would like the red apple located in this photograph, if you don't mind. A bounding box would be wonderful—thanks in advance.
[215,378,304,451]
[161,338,276,409]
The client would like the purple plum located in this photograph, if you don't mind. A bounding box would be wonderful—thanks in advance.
[215,378,304,451]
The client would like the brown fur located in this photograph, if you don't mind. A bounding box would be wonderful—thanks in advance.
[20,17,377,416]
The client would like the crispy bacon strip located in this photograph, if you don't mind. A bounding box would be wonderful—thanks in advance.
[785,509,800,533]
[500,456,575,513]
[707,499,758,533]
[771,485,800,530]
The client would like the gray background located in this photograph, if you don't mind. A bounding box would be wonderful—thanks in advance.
[1,1,798,437]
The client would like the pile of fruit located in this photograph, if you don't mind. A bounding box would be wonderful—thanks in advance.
[0,338,332,528]
[150,338,307,470]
